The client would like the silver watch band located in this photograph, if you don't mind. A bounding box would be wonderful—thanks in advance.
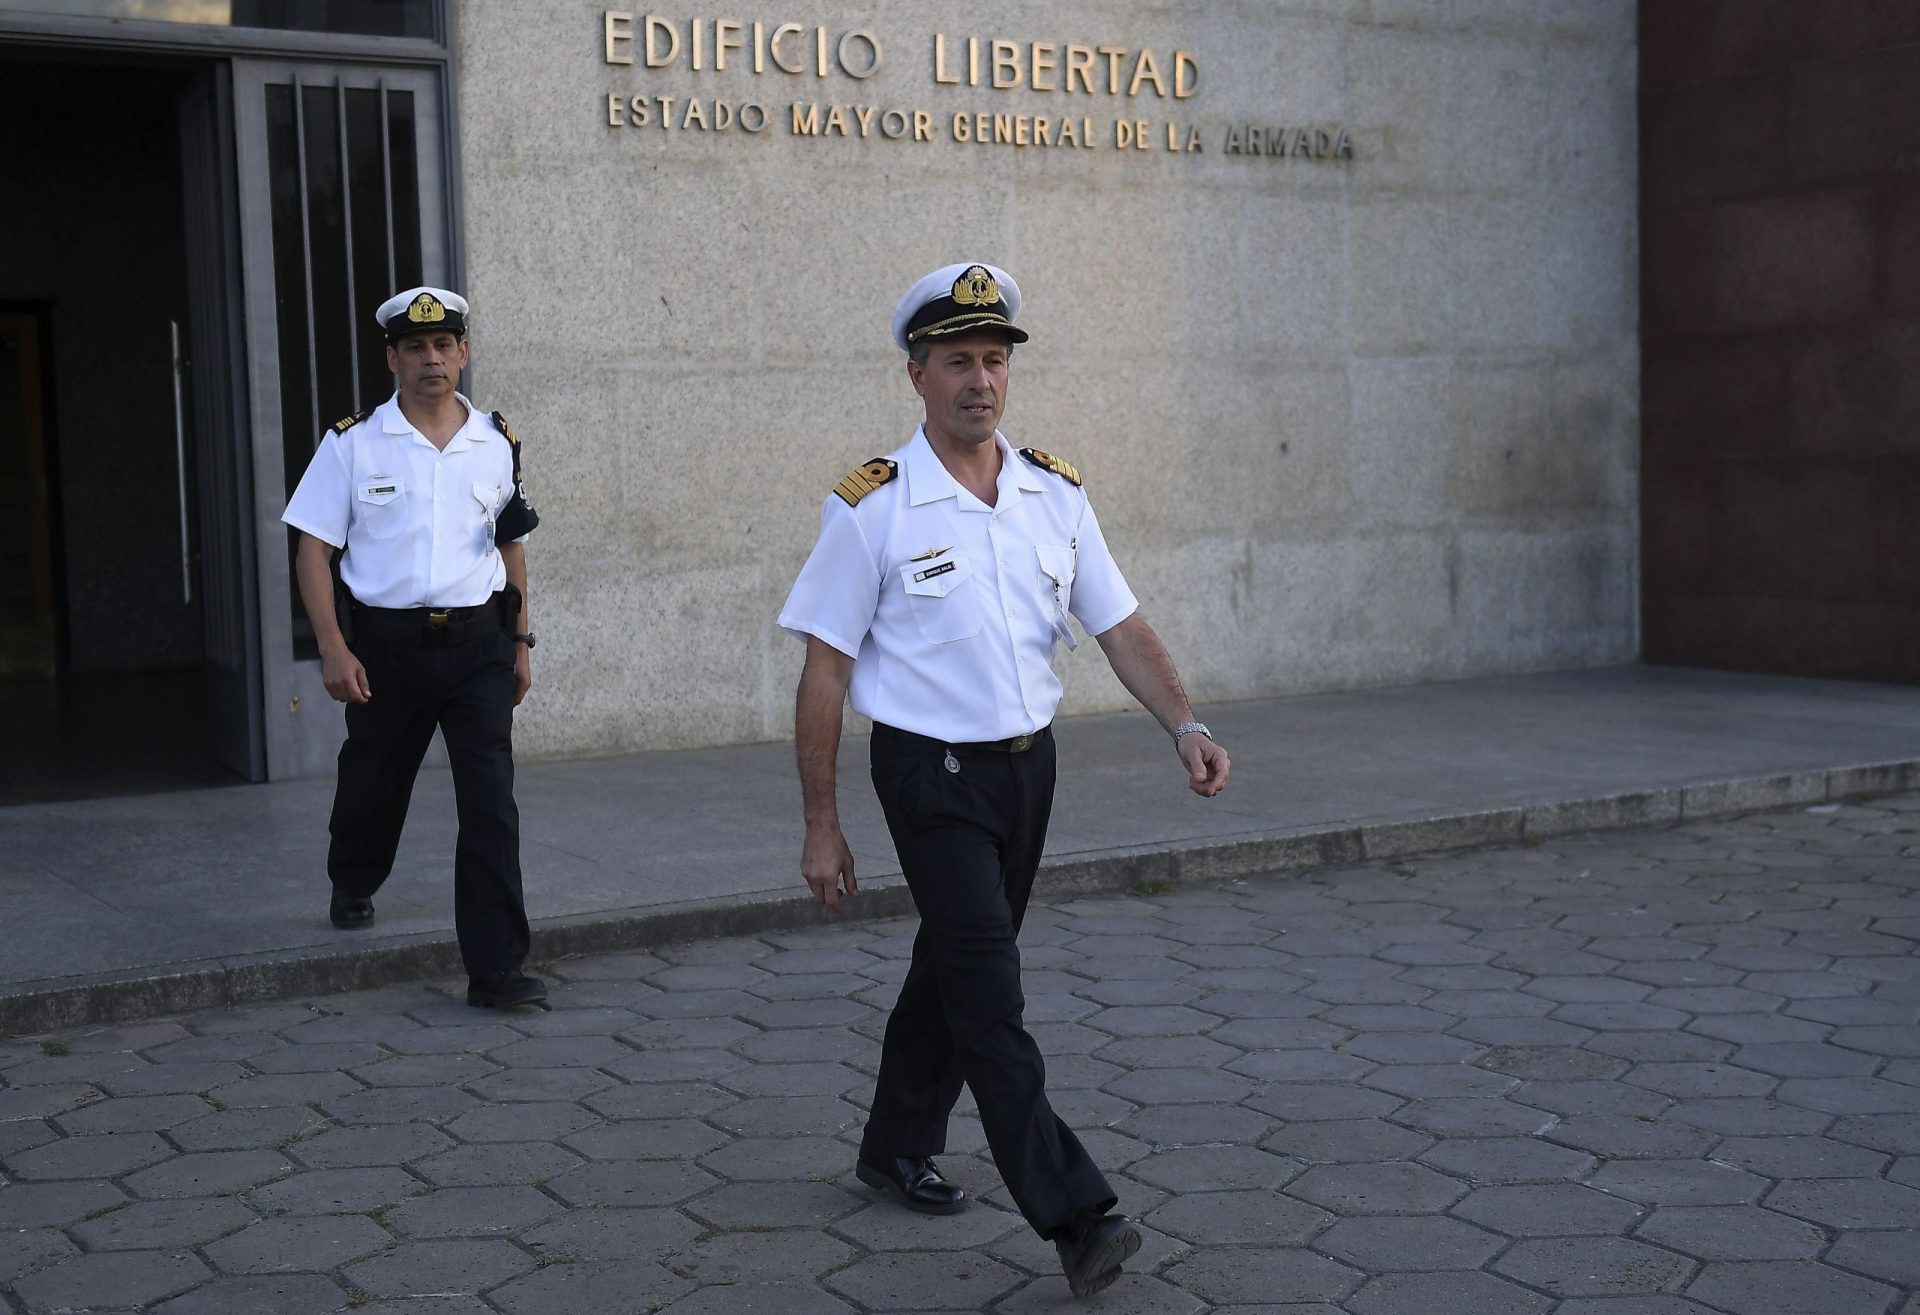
[1173,721,1211,744]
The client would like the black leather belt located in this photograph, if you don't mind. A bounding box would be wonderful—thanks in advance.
[352,594,505,647]
[873,723,1051,754]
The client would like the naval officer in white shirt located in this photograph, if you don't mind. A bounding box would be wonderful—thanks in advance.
[779,262,1231,1299]
[283,286,546,1011]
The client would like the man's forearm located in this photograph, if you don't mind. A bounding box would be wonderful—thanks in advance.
[295,535,348,653]
[1097,614,1196,734]
[795,638,857,825]
[501,541,530,632]
[795,665,847,829]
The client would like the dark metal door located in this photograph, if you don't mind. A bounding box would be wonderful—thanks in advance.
[232,60,450,779]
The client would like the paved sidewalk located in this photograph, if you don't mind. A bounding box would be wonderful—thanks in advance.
[5,665,1920,1032]
[1,792,1916,1313]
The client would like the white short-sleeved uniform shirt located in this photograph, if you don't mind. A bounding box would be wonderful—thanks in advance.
[282,392,526,609]
[779,428,1138,743]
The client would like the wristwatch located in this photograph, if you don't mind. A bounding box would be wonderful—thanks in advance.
[1172,721,1211,744]
[512,632,537,650]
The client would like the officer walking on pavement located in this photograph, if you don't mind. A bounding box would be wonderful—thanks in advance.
[779,262,1231,1298]
[282,286,547,1011]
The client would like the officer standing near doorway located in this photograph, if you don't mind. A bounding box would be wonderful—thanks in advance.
[283,286,546,1010]
[779,262,1231,1298]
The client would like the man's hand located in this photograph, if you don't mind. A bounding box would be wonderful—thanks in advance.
[1178,733,1230,797]
[513,644,532,706]
[321,643,371,704]
[801,822,859,914]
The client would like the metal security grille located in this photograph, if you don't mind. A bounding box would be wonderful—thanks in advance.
[262,73,425,651]
[265,76,423,490]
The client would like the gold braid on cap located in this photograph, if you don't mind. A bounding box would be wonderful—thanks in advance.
[407,293,447,324]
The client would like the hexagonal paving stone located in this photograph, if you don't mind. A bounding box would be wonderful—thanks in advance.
[1714,1135,1889,1178]
[1633,1205,1826,1261]
[1286,1161,1466,1215]
[5,1130,176,1180]
[1128,1145,1303,1193]
[1100,1066,1257,1106]
[342,1239,535,1299]
[1544,1115,1716,1159]
[1764,1176,1920,1229]
[13,1250,210,1312]
[1494,1236,1695,1297]
[826,1251,1025,1310]
[1824,1228,1920,1288]
[1162,1246,1360,1306]
[1245,1083,1403,1123]
[68,1196,257,1251]
[522,1205,703,1262]
[54,1094,213,1134]
[709,1095,862,1138]
[1392,1096,1557,1137]
[150,1274,349,1314]
[1587,1159,1769,1206]
[203,1214,393,1273]
[548,1159,719,1208]
[413,1140,584,1187]
[245,1166,425,1215]
[1313,1216,1504,1271]
[126,1150,295,1199]
[292,1123,453,1168]
[562,1118,730,1161]
[1263,1118,1432,1164]
[835,1199,1025,1251]
[444,1100,599,1143]
[0,1180,128,1229]
[1452,1183,1645,1237]
[1685,1260,1897,1315]
[683,1180,864,1231]
[1147,1189,1332,1245]
[1346,1270,1553,1315]
[385,1185,563,1238]
[1115,1103,1273,1148]
[1418,1137,1596,1185]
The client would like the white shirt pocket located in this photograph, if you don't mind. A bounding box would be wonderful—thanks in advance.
[901,551,981,644]
[1036,543,1078,649]
[355,477,408,540]
[473,481,502,552]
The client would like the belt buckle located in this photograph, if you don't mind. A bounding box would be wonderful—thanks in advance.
[1008,733,1034,752]
[428,610,451,625]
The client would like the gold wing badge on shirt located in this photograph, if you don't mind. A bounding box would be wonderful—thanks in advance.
[1019,447,1082,486]
[834,457,898,507]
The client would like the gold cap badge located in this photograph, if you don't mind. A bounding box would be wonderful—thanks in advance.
[950,266,1002,309]
[407,293,447,324]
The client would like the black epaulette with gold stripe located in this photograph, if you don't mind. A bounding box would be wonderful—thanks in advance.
[330,411,367,435]
[1019,447,1082,486]
[834,458,898,507]
[490,410,519,445]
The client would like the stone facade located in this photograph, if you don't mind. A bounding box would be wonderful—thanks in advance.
[455,0,1640,758]
[1640,1,1920,684]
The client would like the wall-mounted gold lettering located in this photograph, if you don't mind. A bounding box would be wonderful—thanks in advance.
[932,34,1195,98]
[606,13,884,79]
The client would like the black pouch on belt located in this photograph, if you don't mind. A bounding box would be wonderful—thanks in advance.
[496,583,522,631]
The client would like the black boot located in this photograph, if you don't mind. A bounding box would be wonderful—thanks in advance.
[1055,1213,1140,1299]
[467,971,548,1010]
[329,895,374,930]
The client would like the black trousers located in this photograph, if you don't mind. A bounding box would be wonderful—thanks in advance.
[862,724,1116,1240]
[327,628,529,981]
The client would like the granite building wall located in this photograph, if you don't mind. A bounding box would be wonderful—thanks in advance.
[455,0,1641,757]
[1641,2,1920,683]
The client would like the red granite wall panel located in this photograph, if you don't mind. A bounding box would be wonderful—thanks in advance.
[1641,3,1920,683]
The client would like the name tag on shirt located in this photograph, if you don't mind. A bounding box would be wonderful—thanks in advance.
[913,561,956,584]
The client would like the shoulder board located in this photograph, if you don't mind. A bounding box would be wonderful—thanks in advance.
[329,411,366,435]
[833,457,898,507]
[1019,447,1082,486]
[490,410,520,445]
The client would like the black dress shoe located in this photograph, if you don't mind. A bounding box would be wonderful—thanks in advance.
[1055,1213,1141,1299]
[855,1153,968,1215]
[466,971,548,1010]
[329,895,375,930]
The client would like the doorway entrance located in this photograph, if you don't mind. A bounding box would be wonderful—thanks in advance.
[0,56,259,803]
